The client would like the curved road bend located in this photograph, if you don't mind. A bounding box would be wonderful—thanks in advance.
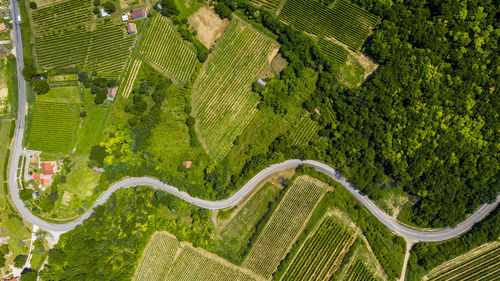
[7,1,500,241]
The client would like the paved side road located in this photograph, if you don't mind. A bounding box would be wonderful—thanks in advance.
[7,0,499,242]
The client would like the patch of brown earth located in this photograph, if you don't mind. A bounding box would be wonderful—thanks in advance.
[188,6,229,49]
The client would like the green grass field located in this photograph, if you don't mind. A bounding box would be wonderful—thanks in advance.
[139,15,197,82]
[218,183,280,261]
[28,100,80,154]
[242,176,327,278]
[193,17,278,160]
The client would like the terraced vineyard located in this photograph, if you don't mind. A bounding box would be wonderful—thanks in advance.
[251,0,283,13]
[242,176,327,278]
[427,242,500,281]
[122,59,142,99]
[168,246,256,281]
[28,101,79,154]
[282,217,356,280]
[318,38,349,64]
[135,233,180,281]
[289,112,320,147]
[139,15,197,82]
[193,18,278,160]
[63,157,100,197]
[31,0,92,35]
[343,260,378,281]
[36,23,135,73]
[134,232,258,281]
[279,0,379,51]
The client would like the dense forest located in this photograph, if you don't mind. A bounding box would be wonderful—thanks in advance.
[212,0,499,228]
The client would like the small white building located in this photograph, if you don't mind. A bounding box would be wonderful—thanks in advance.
[121,13,130,22]
[257,78,267,87]
[101,8,110,17]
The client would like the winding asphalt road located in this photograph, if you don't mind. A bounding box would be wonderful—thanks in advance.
[7,0,500,241]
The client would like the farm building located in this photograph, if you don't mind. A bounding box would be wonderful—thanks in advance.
[257,78,267,87]
[182,161,192,169]
[126,22,137,34]
[42,162,56,175]
[108,86,118,101]
[122,13,131,22]
[100,8,110,17]
[33,173,41,180]
[132,8,146,20]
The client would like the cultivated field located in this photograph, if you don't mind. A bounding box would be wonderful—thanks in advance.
[32,0,135,73]
[289,112,321,147]
[75,90,109,155]
[251,0,283,14]
[135,233,180,281]
[28,101,79,154]
[193,17,278,160]
[317,37,349,64]
[425,241,500,281]
[242,176,327,278]
[134,232,260,281]
[282,217,356,280]
[219,183,280,258]
[278,0,379,51]
[121,59,142,99]
[343,260,378,281]
[63,157,100,197]
[139,15,197,82]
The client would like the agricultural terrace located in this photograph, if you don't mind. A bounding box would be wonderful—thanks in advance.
[135,233,180,281]
[139,15,197,82]
[278,0,379,51]
[193,18,279,160]
[242,176,327,278]
[32,0,135,73]
[426,241,500,281]
[28,99,80,154]
[251,0,283,14]
[282,217,356,280]
[134,232,260,281]
[343,260,378,281]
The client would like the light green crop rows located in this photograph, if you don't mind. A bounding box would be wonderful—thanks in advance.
[344,260,378,281]
[318,37,349,64]
[31,0,92,35]
[289,112,320,147]
[29,101,79,154]
[242,176,326,278]
[279,0,379,51]
[193,18,278,160]
[139,15,197,82]
[283,217,356,280]
[135,233,180,281]
[251,0,284,13]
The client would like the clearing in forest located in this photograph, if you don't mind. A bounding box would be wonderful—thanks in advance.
[192,17,279,160]
[424,241,500,281]
[242,176,328,279]
[188,6,229,48]
[281,216,356,280]
[134,232,263,281]
[139,15,198,82]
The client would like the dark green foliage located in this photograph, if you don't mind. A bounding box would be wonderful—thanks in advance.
[19,189,33,201]
[32,80,50,95]
[29,2,37,9]
[21,271,37,281]
[21,62,37,81]
[41,188,214,280]
[94,89,107,104]
[102,2,116,13]
[14,254,27,268]
[89,145,108,167]
[93,7,99,15]
[160,0,179,17]
[214,2,232,19]
[93,0,100,6]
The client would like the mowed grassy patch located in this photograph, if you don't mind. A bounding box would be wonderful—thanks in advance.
[217,183,280,261]
[28,101,80,154]
[75,89,110,155]
[174,0,204,18]
[192,17,279,160]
